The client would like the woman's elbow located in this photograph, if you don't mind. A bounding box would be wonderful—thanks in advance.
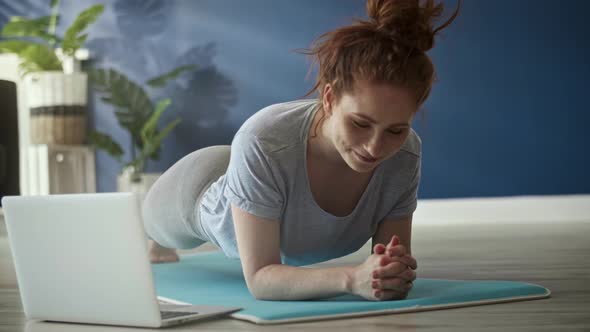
[246,282,275,301]
[246,274,285,301]
[251,289,272,301]
[245,273,270,300]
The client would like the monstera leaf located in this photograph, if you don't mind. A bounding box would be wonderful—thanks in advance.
[161,43,217,91]
[172,67,238,128]
[88,66,194,174]
[88,131,124,161]
[146,65,197,87]
[88,68,153,147]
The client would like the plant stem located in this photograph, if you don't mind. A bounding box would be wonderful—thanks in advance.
[131,137,136,164]
[129,136,142,182]
[48,0,60,47]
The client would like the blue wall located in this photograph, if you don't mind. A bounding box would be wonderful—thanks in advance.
[1,0,588,199]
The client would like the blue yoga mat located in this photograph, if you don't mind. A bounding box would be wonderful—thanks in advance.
[152,251,550,324]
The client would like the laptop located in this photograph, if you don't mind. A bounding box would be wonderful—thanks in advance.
[1,192,241,328]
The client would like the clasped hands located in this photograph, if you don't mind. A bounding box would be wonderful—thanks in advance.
[352,235,417,301]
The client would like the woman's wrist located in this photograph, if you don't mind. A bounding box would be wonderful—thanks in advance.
[342,266,357,295]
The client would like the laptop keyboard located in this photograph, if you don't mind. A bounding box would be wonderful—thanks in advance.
[160,311,198,320]
[158,298,198,320]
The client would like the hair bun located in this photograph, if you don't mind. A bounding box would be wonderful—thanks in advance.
[366,0,454,52]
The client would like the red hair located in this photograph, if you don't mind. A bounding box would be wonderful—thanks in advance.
[300,0,462,135]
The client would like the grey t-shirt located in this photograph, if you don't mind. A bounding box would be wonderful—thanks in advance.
[198,99,421,266]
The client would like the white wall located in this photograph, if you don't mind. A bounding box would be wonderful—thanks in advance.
[414,195,590,225]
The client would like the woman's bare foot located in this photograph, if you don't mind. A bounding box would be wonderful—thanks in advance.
[149,240,179,263]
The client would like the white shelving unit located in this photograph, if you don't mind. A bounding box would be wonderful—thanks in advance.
[27,144,95,195]
[0,52,96,196]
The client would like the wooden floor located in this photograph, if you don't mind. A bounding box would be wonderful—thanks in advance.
[1,217,589,331]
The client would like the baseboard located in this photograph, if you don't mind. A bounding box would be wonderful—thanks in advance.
[0,195,588,237]
[413,194,590,225]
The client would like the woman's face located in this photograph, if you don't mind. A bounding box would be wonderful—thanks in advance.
[323,80,417,173]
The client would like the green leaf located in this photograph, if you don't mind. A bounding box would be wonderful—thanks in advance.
[146,65,197,87]
[154,118,181,146]
[140,98,170,143]
[88,131,124,161]
[88,68,153,144]
[142,117,181,160]
[17,44,62,74]
[75,33,88,46]
[49,0,61,38]
[151,145,162,161]
[87,68,107,91]
[2,16,49,34]
[61,4,104,56]
[0,40,39,54]
[1,16,60,43]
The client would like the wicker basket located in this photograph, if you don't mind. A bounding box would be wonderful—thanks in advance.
[24,72,88,145]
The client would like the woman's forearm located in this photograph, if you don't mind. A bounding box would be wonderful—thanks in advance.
[250,264,354,301]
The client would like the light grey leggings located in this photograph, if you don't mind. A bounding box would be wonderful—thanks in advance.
[141,145,230,249]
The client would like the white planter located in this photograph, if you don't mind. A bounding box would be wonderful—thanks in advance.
[117,171,162,206]
[24,71,88,145]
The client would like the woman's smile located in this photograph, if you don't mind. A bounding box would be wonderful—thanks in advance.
[353,150,378,164]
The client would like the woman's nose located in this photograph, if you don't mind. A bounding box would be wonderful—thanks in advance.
[366,135,384,158]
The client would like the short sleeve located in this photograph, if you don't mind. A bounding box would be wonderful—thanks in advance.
[224,132,284,221]
[384,157,421,219]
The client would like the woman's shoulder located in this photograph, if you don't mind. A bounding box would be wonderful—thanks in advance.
[379,129,421,178]
[399,128,422,158]
[235,99,318,150]
[238,99,316,133]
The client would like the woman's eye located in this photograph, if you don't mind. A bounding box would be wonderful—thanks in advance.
[389,129,404,135]
[352,120,406,135]
[352,120,369,128]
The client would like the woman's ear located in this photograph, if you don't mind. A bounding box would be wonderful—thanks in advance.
[322,84,335,117]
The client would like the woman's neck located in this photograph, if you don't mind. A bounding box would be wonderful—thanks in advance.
[307,108,349,171]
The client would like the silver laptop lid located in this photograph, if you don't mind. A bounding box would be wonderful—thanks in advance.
[2,193,162,327]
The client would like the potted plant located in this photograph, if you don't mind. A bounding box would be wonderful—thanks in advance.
[0,0,104,145]
[87,65,195,196]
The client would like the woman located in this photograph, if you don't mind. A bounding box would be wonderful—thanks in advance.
[143,0,460,302]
